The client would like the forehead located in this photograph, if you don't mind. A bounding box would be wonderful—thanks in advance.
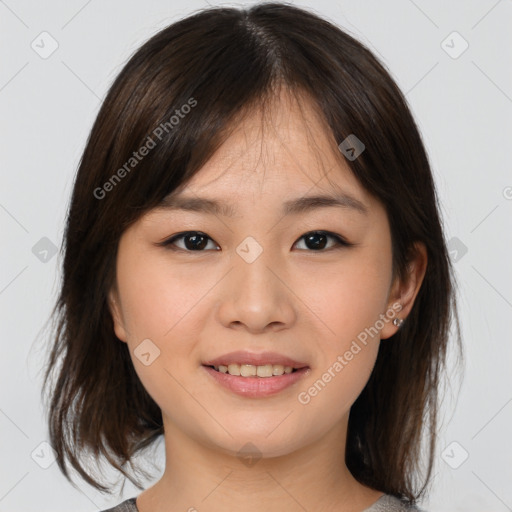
[174,88,366,202]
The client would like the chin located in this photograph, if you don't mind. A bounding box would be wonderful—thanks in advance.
[199,422,309,461]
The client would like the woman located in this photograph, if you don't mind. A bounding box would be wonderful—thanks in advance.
[42,3,462,511]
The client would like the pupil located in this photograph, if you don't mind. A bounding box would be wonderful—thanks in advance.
[186,233,207,250]
[306,232,327,250]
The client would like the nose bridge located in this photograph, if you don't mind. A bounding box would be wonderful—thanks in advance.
[217,233,295,331]
[233,233,280,298]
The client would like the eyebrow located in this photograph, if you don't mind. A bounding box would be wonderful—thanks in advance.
[156,192,368,217]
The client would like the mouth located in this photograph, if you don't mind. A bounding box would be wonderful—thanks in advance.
[202,363,310,398]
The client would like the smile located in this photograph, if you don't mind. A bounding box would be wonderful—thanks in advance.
[202,364,310,398]
[208,363,298,377]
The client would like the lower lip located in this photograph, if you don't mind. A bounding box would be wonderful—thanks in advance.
[202,365,310,398]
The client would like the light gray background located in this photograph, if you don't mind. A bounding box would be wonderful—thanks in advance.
[1,1,511,511]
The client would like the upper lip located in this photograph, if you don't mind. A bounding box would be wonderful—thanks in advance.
[202,351,309,368]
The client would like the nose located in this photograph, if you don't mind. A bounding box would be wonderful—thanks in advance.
[216,243,297,334]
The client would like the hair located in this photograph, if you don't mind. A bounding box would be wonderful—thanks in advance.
[41,1,462,505]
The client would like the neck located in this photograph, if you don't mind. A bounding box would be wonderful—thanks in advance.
[136,415,384,512]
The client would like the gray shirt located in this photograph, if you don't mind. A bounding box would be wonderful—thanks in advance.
[99,494,425,511]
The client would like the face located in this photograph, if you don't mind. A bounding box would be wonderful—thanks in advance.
[109,89,405,460]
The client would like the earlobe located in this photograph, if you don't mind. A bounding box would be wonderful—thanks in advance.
[107,289,128,342]
[381,242,428,340]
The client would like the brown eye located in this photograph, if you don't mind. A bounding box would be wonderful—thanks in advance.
[158,231,219,251]
[294,231,351,251]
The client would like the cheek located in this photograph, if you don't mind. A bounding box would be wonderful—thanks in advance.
[114,252,217,393]
[294,262,389,415]
[297,249,392,347]
[295,344,378,437]
[116,255,205,341]
[291,249,390,410]
[114,254,208,415]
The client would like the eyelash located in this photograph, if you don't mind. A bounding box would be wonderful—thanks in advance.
[156,230,353,253]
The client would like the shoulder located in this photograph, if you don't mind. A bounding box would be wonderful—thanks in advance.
[98,497,138,512]
[363,494,428,512]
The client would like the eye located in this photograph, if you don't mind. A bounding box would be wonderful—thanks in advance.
[293,230,352,251]
[157,230,352,252]
[157,231,220,251]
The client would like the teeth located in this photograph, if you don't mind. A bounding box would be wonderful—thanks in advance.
[214,363,296,377]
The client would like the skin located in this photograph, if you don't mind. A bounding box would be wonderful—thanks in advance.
[109,88,427,512]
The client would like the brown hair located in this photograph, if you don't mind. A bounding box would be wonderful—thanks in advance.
[41,2,462,504]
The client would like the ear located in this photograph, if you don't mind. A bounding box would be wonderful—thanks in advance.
[380,242,428,340]
[108,287,129,343]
